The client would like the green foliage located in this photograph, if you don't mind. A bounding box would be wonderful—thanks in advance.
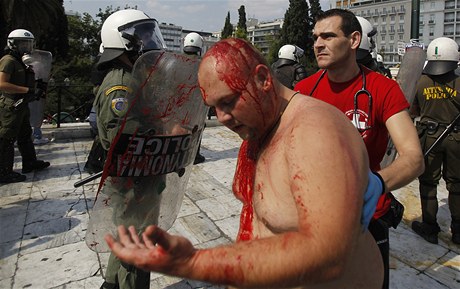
[46,5,127,120]
[221,12,233,39]
[266,36,281,65]
[0,0,68,59]
[235,5,247,40]
[237,5,247,32]
[269,0,320,70]
[235,27,247,40]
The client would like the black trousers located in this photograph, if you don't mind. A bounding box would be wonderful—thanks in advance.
[369,219,389,289]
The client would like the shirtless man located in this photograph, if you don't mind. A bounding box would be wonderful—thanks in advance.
[105,38,384,288]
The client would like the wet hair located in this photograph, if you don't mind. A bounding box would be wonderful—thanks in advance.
[203,38,270,91]
[316,8,362,37]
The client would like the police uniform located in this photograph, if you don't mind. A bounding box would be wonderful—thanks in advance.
[0,53,49,182]
[271,58,309,89]
[94,61,158,289]
[413,72,460,243]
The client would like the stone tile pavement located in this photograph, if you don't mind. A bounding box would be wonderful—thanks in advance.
[0,122,458,289]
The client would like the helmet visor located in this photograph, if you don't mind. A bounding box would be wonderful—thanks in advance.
[120,20,167,52]
[12,39,34,55]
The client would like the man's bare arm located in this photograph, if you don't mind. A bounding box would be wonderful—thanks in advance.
[380,110,424,191]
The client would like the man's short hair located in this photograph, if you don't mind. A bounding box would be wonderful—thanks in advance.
[316,8,362,37]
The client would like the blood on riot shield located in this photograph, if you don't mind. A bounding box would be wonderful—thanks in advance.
[380,41,425,168]
[22,50,53,128]
[85,50,208,252]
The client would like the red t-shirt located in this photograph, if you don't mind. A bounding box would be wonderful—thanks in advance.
[294,66,409,219]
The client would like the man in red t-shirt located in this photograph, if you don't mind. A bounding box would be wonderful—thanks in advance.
[295,9,424,289]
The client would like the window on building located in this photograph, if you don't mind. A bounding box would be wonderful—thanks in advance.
[391,16,395,22]
[390,35,394,41]
[382,35,385,41]
[429,27,434,36]
[400,15,404,21]
[399,34,404,40]
[431,2,435,9]
[390,45,394,52]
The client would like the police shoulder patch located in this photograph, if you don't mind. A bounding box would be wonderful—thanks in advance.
[111,98,128,117]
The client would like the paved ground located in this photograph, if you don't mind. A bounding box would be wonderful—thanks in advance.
[0,122,459,289]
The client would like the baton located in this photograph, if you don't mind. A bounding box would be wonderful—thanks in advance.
[74,171,103,188]
[424,113,460,158]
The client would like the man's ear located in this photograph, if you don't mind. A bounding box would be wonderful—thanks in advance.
[254,64,272,91]
[350,31,361,50]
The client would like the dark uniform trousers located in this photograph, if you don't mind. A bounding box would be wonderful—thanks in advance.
[418,124,460,230]
[0,96,38,174]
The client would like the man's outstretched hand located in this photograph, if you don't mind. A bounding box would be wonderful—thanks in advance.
[105,225,196,275]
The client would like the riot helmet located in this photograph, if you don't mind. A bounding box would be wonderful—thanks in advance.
[183,32,203,55]
[7,29,35,56]
[356,16,376,60]
[423,37,459,76]
[278,44,304,62]
[98,9,167,68]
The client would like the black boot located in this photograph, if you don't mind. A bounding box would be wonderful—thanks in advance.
[0,138,26,183]
[193,142,205,164]
[22,160,50,173]
[17,139,50,173]
[451,222,460,245]
[84,136,105,174]
[0,171,26,183]
[412,221,441,244]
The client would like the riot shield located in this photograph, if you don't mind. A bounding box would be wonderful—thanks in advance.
[380,41,425,168]
[85,51,208,252]
[22,50,53,128]
[22,49,53,82]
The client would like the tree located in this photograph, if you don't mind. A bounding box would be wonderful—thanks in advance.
[235,5,247,39]
[221,12,233,39]
[309,0,323,23]
[269,0,316,71]
[0,0,68,58]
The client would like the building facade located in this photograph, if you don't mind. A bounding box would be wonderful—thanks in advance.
[159,22,183,53]
[334,0,460,65]
[246,18,284,55]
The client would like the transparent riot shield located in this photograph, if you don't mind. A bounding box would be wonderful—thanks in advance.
[22,50,53,130]
[86,51,208,252]
[380,41,425,168]
[22,49,53,82]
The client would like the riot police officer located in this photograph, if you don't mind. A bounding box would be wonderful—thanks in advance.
[183,32,206,164]
[271,44,308,89]
[411,37,460,245]
[0,29,50,183]
[91,9,167,289]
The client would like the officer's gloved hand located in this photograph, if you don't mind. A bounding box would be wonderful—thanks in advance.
[28,87,45,101]
[361,171,385,231]
[36,79,48,92]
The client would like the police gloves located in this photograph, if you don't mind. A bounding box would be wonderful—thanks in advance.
[28,87,46,100]
[12,87,45,109]
[36,79,48,92]
[361,171,385,231]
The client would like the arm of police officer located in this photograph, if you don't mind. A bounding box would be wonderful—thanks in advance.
[0,71,30,94]
[379,110,424,191]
